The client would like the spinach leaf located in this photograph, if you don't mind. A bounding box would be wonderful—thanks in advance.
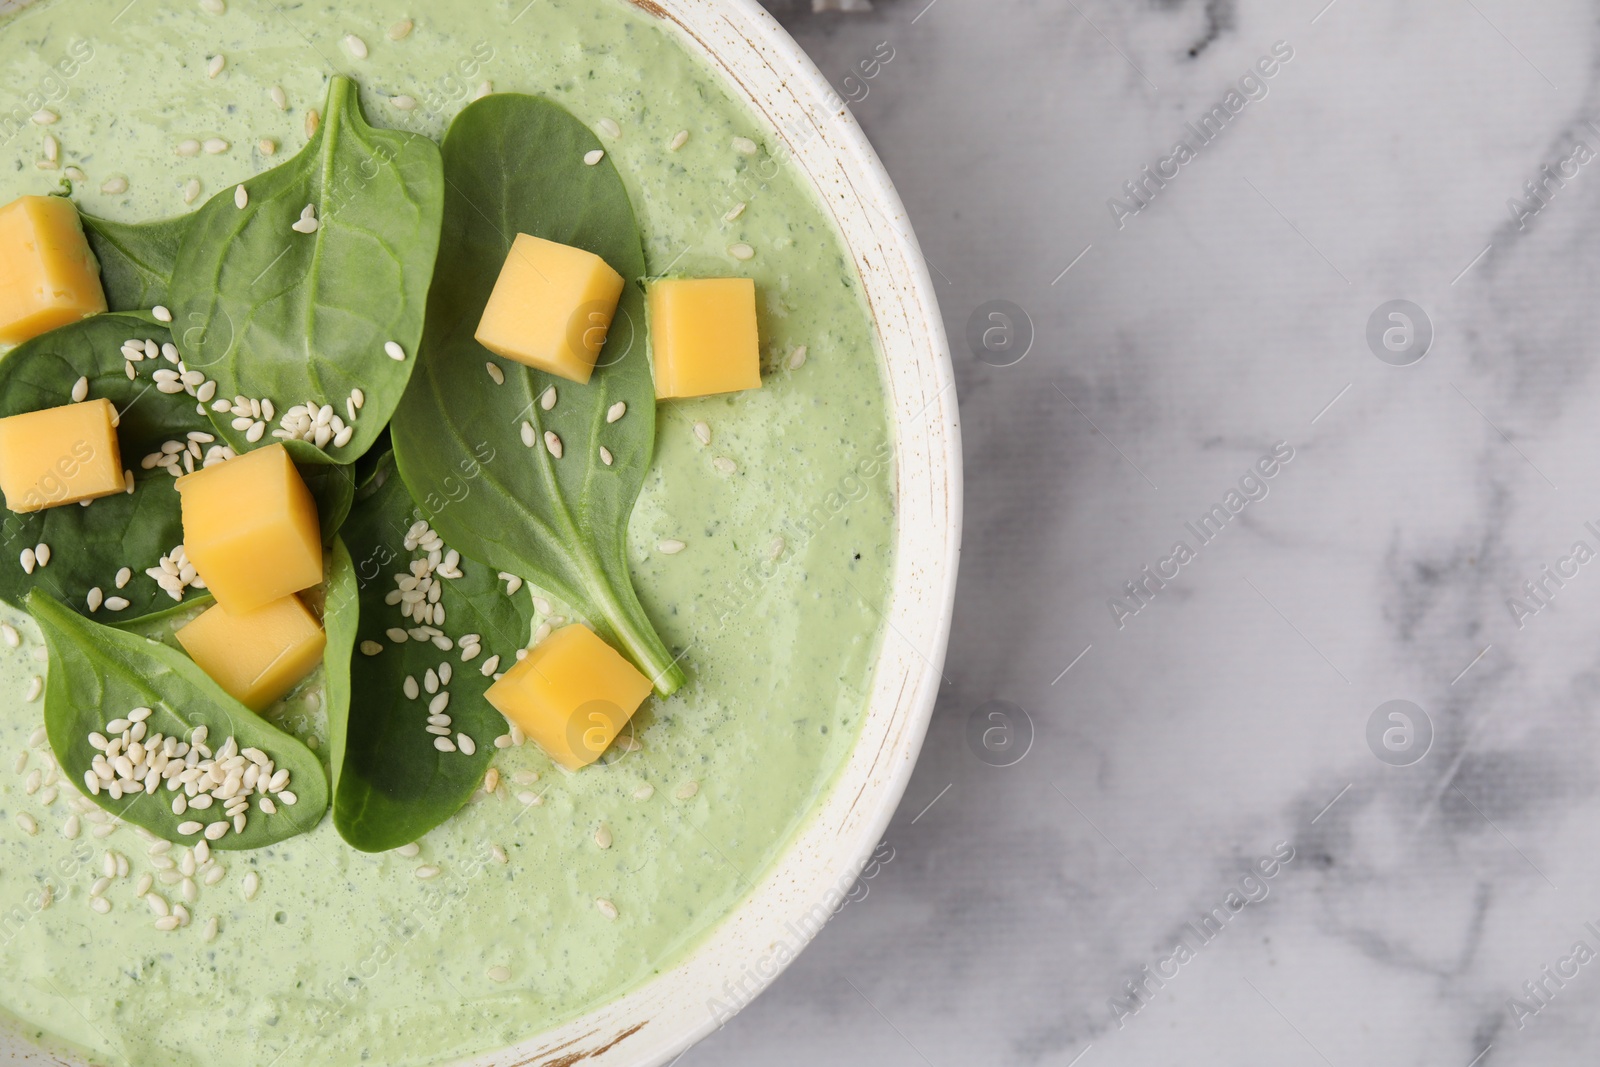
[0,313,214,623]
[80,212,190,311]
[31,590,329,849]
[169,75,444,466]
[300,462,356,543]
[333,452,533,852]
[391,94,684,695]
[320,537,357,800]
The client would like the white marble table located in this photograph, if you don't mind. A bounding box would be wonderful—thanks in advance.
[694,0,1600,1064]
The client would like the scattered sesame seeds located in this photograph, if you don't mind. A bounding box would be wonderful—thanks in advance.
[86,587,103,612]
[387,627,408,644]
[519,421,535,448]
[767,536,786,561]
[729,243,755,261]
[433,736,456,753]
[342,33,368,59]
[269,85,288,110]
[388,18,414,39]
[487,965,511,982]
[114,566,132,589]
[597,117,621,139]
[207,54,225,79]
[32,109,58,126]
[200,0,225,13]
[183,179,202,205]
[360,640,383,656]
[101,176,129,195]
[65,166,87,182]
[176,139,201,157]
[104,597,130,612]
[384,341,406,361]
[632,783,654,801]
[258,138,278,156]
[540,386,557,411]
[35,544,50,567]
[177,820,203,836]
[723,201,746,222]
[485,361,504,385]
[415,864,440,879]
[71,376,88,403]
[291,203,319,234]
[668,129,689,151]
[203,138,229,155]
[583,149,605,166]
[543,431,563,459]
[732,136,758,155]
[242,871,260,900]
[594,824,612,849]
[675,781,700,800]
[391,95,417,111]
[693,421,711,446]
[42,134,58,162]
[605,401,627,424]
[15,812,37,835]
[789,345,808,369]
[599,446,614,466]
[203,916,219,942]
[305,109,320,138]
[0,623,16,648]
[480,654,501,676]
[595,898,618,920]
[713,457,736,474]
[91,896,111,914]
[152,305,173,323]
[491,844,508,864]
[458,734,476,755]
[474,81,493,100]
[657,539,686,555]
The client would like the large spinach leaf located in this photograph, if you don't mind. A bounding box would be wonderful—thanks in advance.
[80,212,190,311]
[169,75,444,465]
[0,313,212,623]
[32,590,329,849]
[391,94,684,695]
[333,453,533,852]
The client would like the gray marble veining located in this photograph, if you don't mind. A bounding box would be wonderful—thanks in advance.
[696,0,1600,1064]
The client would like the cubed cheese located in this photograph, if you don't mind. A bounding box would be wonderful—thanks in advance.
[175,595,326,711]
[646,277,761,399]
[474,233,625,385]
[176,443,322,613]
[484,624,653,770]
[0,398,124,513]
[0,195,107,346]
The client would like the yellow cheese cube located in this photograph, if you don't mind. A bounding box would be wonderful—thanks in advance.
[0,196,107,346]
[0,398,124,513]
[474,233,625,385]
[647,277,761,399]
[176,443,322,613]
[175,595,326,711]
[485,624,653,770]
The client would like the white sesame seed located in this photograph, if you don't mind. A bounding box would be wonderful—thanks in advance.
[87,588,103,612]
[414,865,440,879]
[204,865,225,886]
[176,138,201,157]
[657,539,686,555]
[391,95,417,111]
[270,85,288,110]
[385,341,406,361]
[14,812,36,835]
[91,896,111,914]
[732,136,758,155]
[101,176,128,195]
[207,54,225,78]
[595,898,618,920]
[544,431,563,459]
[432,736,456,753]
[487,964,511,982]
[42,134,57,162]
[32,109,58,126]
[693,421,711,446]
[428,692,449,714]
[201,0,225,12]
[242,871,260,900]
[724,201,747,222]
[203,138,229,154]
[203,916,219,941]
[669,129,689,151]
[480,654,501,676]
[291,216,318,234]
[403,675,419,700]
[388,18,414,39]
[458,734,476,755]
[183,179,202,205]
[204,821,229,840]
[234,185,248,209]
[104,597,130,611]
[62,814,80,839]
[20,549,35,575]
[474,80,493,100]
[306,108,320,137]
[633,783,654,800]
[583,149,605,166]
[343,33,368,58]
[278,790,297,805]
[245,421,266,443]
[768,536,786,560]
[360,640,383,656]
[519,421,536,448]
[540,386,557,411]
[2,623,18,648]
[387,627,408,643]
[675,781,700,799]
[69,375,89,403]
[599,446,614,466]
[259,138,278,155]
[25,676,42,702]
[713,457,736,474]
[729,243,754,261]
[594,823,612,849]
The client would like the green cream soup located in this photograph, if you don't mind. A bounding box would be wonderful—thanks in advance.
[0,0,896,1062]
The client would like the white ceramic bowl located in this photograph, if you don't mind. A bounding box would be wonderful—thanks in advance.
[0,1,961,1063]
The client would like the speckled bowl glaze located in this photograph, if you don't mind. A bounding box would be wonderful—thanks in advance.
[0,0,960,1064]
